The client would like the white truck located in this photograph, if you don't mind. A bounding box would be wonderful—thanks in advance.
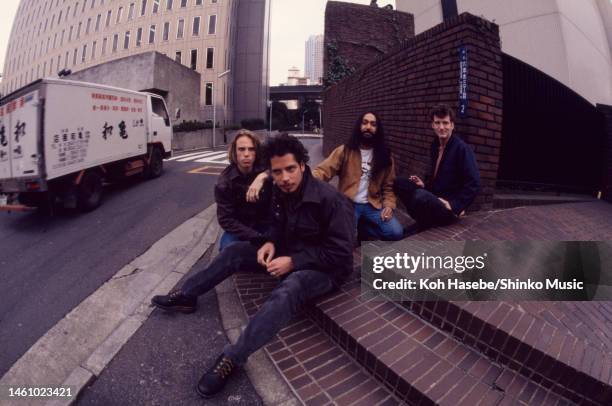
[0,78,172,212]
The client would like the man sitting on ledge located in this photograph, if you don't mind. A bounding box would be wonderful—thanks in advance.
[151,134,355,398]
[394,104,480,231]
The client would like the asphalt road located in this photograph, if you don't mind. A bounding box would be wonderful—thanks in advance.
[0,152,222,377]
[76,249,263,406]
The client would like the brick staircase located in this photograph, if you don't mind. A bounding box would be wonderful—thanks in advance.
[233,202,612,405]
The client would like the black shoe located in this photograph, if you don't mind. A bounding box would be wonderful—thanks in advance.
[196,355,236,398]
[150,290,197,313]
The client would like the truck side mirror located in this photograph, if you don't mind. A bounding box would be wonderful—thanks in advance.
[175,108,181,120]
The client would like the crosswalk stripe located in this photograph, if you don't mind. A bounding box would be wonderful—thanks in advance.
[175,151,226,162]
[167,149,225,161]
[194,152,229,163]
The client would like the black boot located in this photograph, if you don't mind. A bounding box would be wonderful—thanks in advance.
[196,355,236,398]
[150,290,197,313]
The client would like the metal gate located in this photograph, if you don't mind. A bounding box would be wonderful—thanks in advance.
[498,54,605,194]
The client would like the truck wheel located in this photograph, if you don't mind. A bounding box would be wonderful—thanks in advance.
[77,171,103,212]
[146,147,163,179]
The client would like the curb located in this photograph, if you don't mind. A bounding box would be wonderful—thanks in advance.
[0,205,219,406]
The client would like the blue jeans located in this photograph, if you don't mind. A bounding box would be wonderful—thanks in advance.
[181,241,335,366]
[219,225,269,251]
[354,203,403,241]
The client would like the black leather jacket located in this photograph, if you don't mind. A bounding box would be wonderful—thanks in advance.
[265,167,356,285]
[215,164,271,241]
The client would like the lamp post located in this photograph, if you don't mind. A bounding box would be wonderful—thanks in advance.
[213,69,231,148]
[268,100,273,137]
[302,109,309,135]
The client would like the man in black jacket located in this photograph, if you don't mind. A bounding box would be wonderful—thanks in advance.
[151,134,355,398]
[394,104,480,230]
[216,129,269,250]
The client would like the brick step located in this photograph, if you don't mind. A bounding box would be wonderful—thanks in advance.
[492,194,597,209]
[305,274,575,405]
[404,300,612,405]
[234,273,403,405]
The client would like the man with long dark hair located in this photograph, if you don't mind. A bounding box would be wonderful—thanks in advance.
[313,111,403,241]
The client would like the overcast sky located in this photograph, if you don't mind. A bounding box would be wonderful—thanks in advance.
[0,0,394,86]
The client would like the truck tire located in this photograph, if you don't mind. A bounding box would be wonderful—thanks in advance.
[146,147,163,179]
[77,171,103,212]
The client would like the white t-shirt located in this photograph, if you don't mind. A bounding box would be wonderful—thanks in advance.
[353,149,373,203]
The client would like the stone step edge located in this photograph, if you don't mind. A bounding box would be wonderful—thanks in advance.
[405,299,612,405]
[303,278,542,406]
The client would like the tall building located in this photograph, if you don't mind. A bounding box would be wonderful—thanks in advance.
[1,0,270,124]
[396,0,612,106]
[304,34,323,85]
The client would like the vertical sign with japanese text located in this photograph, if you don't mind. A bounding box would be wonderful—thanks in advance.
[458,46,468,118]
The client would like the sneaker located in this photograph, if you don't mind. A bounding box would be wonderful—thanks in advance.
[196,355,236,398]
[150,290,197,313]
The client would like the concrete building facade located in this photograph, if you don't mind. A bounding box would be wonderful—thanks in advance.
[396,0,612,106]
[1,0,270,124]
[304,34,323,85]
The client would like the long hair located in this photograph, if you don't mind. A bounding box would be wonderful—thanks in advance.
[228,129,262,166]
[345,112,392,179]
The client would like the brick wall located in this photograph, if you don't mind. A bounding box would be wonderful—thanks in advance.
[598,104,612,203]
[322,12,502,211]
[323,1,414,85]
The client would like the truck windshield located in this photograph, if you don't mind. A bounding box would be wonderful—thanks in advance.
[151,97,170,126]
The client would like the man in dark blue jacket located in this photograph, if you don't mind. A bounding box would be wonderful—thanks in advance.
[394,104,480,231]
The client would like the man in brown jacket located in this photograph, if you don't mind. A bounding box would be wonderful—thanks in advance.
[313,112,403,241]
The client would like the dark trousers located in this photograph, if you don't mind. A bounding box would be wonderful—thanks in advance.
[181,241,335,366]
[394,177,457,231]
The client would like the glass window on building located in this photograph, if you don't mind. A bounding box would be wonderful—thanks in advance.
[95,14,101,31]
[205,82,213,105]
[74,4,79,17]
[112,33,118,52]
[82,1,87,13]
[149,24,156,43]
[175,50,181,64]
[208,15,216,35]
[73,48,78,65]
[195,0,202,5]
[124,31,130,49]
[92,40,97,59]
[102,38,107,55]
[77,22,82,39]
[153,0,159,13]
[192,16,200,36]
[206,47,213,69]
[117,7,123,23]
[180,0,187,8]
[136,27,142,46]
[91,0,96,9]
[64,51,69,67]
[190,49,197,70]
[163,22,169,41]
[177,18,184,39]
[69,25,73,41]
[81,44,87,63]
[141,0,148,16]
[167,0,173,10]
[128,3,135,20]
[106,10,112,27]
[86,18,91,34]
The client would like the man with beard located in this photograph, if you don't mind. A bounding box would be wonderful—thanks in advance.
[394,104,480,231]
[151,134,355,398]
[313,111,403,241]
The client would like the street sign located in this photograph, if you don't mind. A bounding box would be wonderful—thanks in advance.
[459,46,468,118]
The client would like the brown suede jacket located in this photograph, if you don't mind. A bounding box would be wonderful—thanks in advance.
[312,144,397,210]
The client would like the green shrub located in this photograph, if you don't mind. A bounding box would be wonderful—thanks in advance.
[240,118,266,130]
[173,120,213,132]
